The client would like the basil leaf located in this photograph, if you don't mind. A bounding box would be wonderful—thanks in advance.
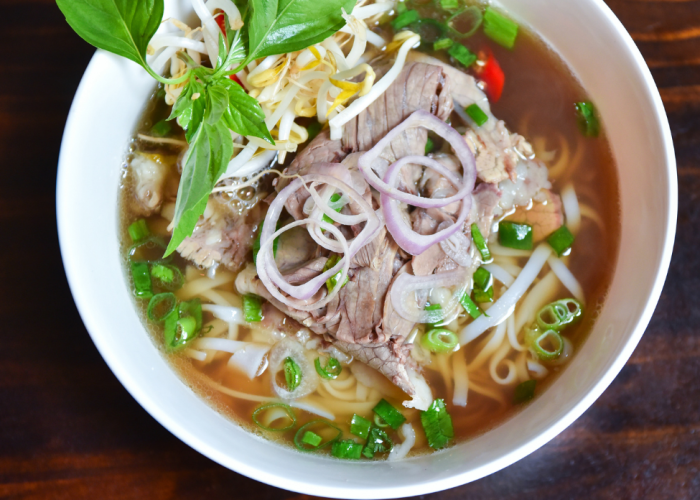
[214,30,246,79]
[165,119,234,256]
[222,79,274,143]
[56,0,163,72]
[206,84,229,126]
[245,0,356,64]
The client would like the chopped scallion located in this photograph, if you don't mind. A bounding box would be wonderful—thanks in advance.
[547,225,575,256]
[433,38,454,51]
[178,299,202,333]
[128,219,150,243]
[252,402,296,432]
[448,43,477,68]
[372,399,406,430]
[331,439,363,459]
[322,193,344,226]
[536,298,583,331]
[315,357,342,380]
[525,327,564,361]
[151,120,172,137]
[514,379,536,403]
[150,263,184,290]
[130,261,153,299]
[425,136,436,154]
[362,427,393,458]
[470,223,491,261]
[294,419,342,451]
[243,294,263,322]
[424,304,442,311]
[391,9,419,30]
[252,221,279,264]
[439,0,459,10]
[498,221,533,250]
[421,328,459,353]
[147,292,177,322]
[575,101,600,138]
[420,399,454,449]
[483,7,519,49]
[472,285,494,303]
[163,301,201,352]
[472,267,494,304]
[374,414,389,428]
[447,6,483,39]
[324,254,349,292]
[306,121,323,142]
[412,18,448,43]
[350,414,372,439]
[460,292,482,319]
[465,103,489,127]
[284,356,302,391]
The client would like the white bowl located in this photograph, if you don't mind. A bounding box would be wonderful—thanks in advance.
[57,0,676,497]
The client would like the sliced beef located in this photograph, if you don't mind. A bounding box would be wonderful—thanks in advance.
[471,182,501,239]
[507,189,564,242]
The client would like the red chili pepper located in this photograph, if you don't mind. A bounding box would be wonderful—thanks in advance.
[229,74,243,86]
[214,10,226,36]
[477,51,505,103]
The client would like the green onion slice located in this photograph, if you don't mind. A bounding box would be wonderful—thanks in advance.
[150,263,184,291]
[470,223,491,261]
[465,103,489,127]
[178,299,202,333]
[350,414,372,439]
[332,439,363,459]
[421,329,459,353]
[324,254,349,292]
[374,414,389,428]
[315,357,342,380]
[411,18,447,43]
[243,294,263,322]
[420,398,454,450]
[448,43,477,68]
[447,6,483,39]
[128,235,169,262]
[391,9,419,30]
[536,298,583,331]
[498,221,533,250]
[362,426,393,458]
[252,403,297,432]
[514,380,536,403]
[252,221,279,264]
[526,327,564,361]
[128,219,150,243]
[425,136,436,154]
[547,225,575,257]
[130,261,153,299]
[460,292,482,319]
[433,38,453,51]
[151,120,172,137]
[284,356,303,391]
[372,399,406,430]
[575,101,600,138]
[472,286,494,304]
[424,304,442,312]
[147,293,177,322]
[483,6,519,49]
[294,419,342,451]
[439,0,459,11]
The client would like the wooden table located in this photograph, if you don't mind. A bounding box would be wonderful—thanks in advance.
[1,1,696,498]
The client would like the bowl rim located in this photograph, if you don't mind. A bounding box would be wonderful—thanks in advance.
[56,0,677,497]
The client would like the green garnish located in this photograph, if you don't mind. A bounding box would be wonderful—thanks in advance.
[547,225,575,256]
[128,219,150,243]
[448,43,477,68]
[470,223,491,261]
[150,119,172,137]
[147,292,177,322]
[439,0,460,10]
[163,299,202,351]
[460,292,482,319]
[372,399,406,430]
[433,38,454,51]
[374,414,389,428]
[575,101,600,137]
[447,6,483,39]
[420,399,454,450]
[243,294,263,322]
[322,192,344,226]
[421,328,459,353]
[284,356,302,391]
[252,402,296,432]
[465,103,489,127]
[425,304,443,311]
[362,427,393,458]
[536,298,583,331]
[411,18,448,44]
[425,136,436,154]
[350,414,372,439]
[392,9,420,30]
[252,221,280,264]
[499,221,534,250]
[130,261,153,299]
[332,439,363,459]
[323,254,349,292]
[315,357,342,380]
[525,327,564,361]
[306,121,324,142]
[294,419,342,451]
[57,0,355,257]
[150,263,184,290]
[472,267,494,304]
[483,7,519,49]
[514,380,536,403]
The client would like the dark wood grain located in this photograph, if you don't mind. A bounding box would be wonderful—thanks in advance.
[0,0,697,498]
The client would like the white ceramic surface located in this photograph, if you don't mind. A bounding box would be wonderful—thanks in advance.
[56,0,677,498]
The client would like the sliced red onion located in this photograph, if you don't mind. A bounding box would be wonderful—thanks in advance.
[256,174,381,310]
[358,110,477,207]
[438,221,473,268]
[391,268,469,324]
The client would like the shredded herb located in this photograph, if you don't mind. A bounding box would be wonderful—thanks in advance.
[514,380,536,403]
[362,427,393,458]
[420,399,454,449]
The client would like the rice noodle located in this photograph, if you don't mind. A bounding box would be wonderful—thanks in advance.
[388,423,416,461]
[547,256,585,303]
[489,338,518,385]
[201,304,243,323]
[452,350,468,407]
[514,271,559,335]
[178,272,235,300]
[483,263,515,288]
[469,320,507,370]
[149,35,207,54]
[527,359,550,379]
[205,0,243,29]
[561,183,581,234]
[507,312,526,352]
[329,33,420,139]
[514,351,530,382]
[461,244,552,345]
[184,348,207,361]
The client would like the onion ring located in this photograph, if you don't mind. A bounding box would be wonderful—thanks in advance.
[390,268,469,324]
